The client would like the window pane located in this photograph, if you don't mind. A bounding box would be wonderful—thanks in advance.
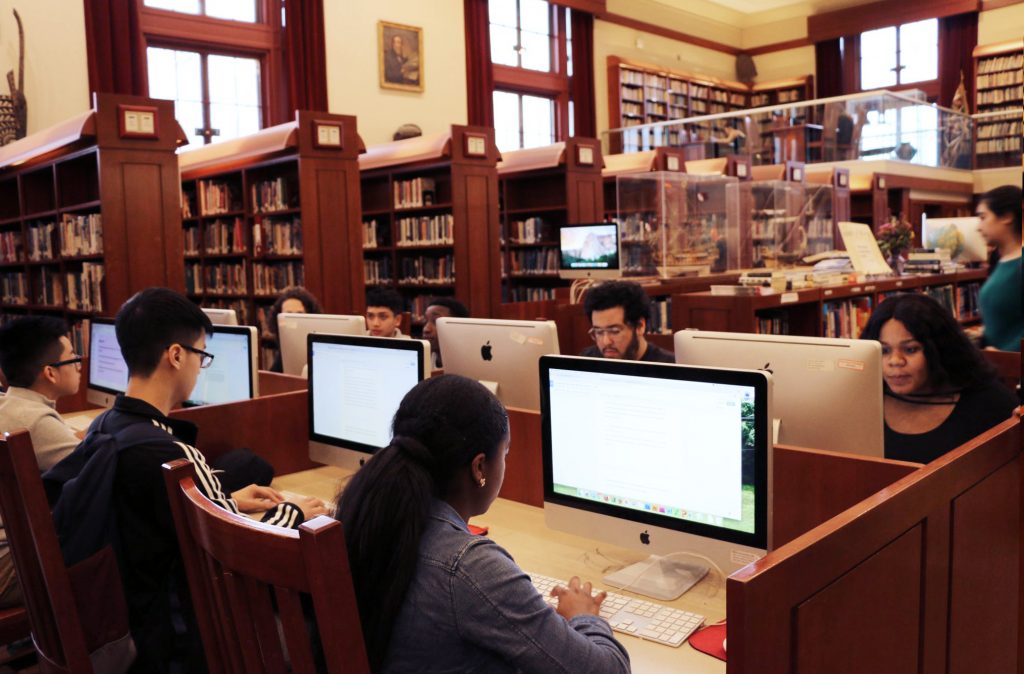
[899,19,938,84]
[860,26,897,90]
[899,104,938,166]
[147,47,204,148]
[568,99,574,138]
[208,55,262,144]
[493,91,522,152]
[520,29,551,72]
[144,0,199,13]
[205,0,257,22]
[521,94,554,149]
[488,0,518,29]
[490,24,519,67]
[175,101,206,150]
[520,0,550,35]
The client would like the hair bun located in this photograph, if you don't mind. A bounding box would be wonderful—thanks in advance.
[392,435,434,469]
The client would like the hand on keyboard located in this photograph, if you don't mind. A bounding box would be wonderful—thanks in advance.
[549,576,607,621]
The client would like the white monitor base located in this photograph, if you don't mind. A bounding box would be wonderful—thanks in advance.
[603,555,709,601]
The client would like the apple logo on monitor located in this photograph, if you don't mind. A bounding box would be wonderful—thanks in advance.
[639,530,651,545]
[481,341,493,361]
[761,362,773,375]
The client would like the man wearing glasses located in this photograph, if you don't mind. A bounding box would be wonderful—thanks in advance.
[0,316,84,608]
[579,281,674,362]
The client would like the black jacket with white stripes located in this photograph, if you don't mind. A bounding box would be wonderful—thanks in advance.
[105,395,303,672]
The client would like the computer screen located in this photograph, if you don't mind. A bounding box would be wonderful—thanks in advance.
[541,355,771,598]
[436,317,559,411]
[186,326,258,406]
[308,334,429,471]
[675,330,883,457]
[278,313,367,376]
[201,307,239,326]
[558,223,621,280]
[87,318,129,407]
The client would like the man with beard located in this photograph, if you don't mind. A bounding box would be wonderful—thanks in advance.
[579,281,674,362]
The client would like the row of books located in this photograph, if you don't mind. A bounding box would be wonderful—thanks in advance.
[60,213,103,257]
[198,180,240,216]
[184,227,201,256]
[254,216,303,256]
[66,263,104,311]
[620,102,644,117]
[777,89,803,103]
[977,70,1023,89]
[507,287,556,302]
[394,177,437,209]
[750,93,770,107]
[976,136,1022,154]
[922,284,957,317]
[957,282,981,321]
[205,218,247,255]
[201,262,247,295]
[33,267,62,306]
[182,192,196,219]
[822,297,872,339]
[363,219,385,248]
[976,120,1022,138]
[977,52,1023,74]
[69,320,87,356]
[1,272,27,304]
[977,85,1023,105]
[364,257,393,285]
[508,217,552,245]
[647,297,672,335]
[509,249,559,275]
[396,214,454,247]
[619,68,645,86]
[398,255,454,285]
[0,231,22,263]
[185,262,202,294]
[251,177,294,214]
[27,222,56,261]
[253,261,304,296]
[755,311,789,336]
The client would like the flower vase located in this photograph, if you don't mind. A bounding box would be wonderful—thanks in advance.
[887,252,905,276]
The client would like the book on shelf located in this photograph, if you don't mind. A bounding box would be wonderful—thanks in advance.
[1,272,27,304]
[822,297,872,339]
[205,217,247,255]
[977,52,1024,74]
[396,214,453,246]
[253,261,304,296]
[185,262,203,294]
[27,222,57,261]
[509,287,556,302]
[33,267,63,306]
[253,216,302,256]
[363,219,382,249]
[66,263,104,312]
[922,284,956,316]
[59,213,103,257]
[956,282,981,321]
[647,297,672,335]
[181,192,195,220]
[184,226,201,256]
[0,231,23,263]
[364,257,393,285]
[756,312,789,335]
[202,262,247,295]
[69,319,89,356]
[198,180,238,216]
[510,217,552,244]
[251,177,291,214]
[393,177,437,209]
[398,254,454,285]
[510,248,559,275]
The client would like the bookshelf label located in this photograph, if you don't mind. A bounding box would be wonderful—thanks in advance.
[465,134,488,158]
[781,292,799,304]
[314,121,344,149]
[576,145,595,166]
[736,163,748,178]
[118,105,159,139]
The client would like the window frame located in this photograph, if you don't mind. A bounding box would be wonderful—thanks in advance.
[139,0,287,143]
[856,18,940,99]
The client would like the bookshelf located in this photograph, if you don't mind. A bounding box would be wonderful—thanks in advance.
[671,269,988,339]
[749,77,816,162]
[972,39,1023,169]
[497,138,604,303]
[179,111,366,365]
[360,125,501,323]
[0,93,186,353]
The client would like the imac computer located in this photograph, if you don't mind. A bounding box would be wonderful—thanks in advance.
[87,318,129,407]
[277,313,367,376]
[541,355,771,600]
[675,330,883,457]
[558,222,622,280]
[201,307,239,326]
[185,325,259,406]
[436,317,560,411]
[308,333,430,471]
[921,216,987,263]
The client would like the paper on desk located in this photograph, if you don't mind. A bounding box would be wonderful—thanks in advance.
[838,222,892,276]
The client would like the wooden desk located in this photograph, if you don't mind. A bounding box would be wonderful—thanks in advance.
[272,465,727,673]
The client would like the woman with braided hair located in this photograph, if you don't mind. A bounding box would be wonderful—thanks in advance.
[336,375,630,673]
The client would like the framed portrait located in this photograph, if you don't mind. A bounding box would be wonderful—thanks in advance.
[379,21,424,92]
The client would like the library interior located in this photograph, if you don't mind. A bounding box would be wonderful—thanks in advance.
[0,0,1021,671]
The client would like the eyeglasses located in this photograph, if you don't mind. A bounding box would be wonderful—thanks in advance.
[181,345,215,369]
[47,356,83,371]
[588,325,629,341]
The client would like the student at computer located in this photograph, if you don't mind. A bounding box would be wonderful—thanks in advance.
[421,296,469,369]
[0,316,84,608]
[579,281,673,362]
[267,285,323,372]
[366,287,410,339]
[861,293,1017,464]
[336,375,630,673]
[976,185,1023,352]
[44,288,330,672]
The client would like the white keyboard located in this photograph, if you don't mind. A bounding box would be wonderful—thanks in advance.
[528,572,705,648]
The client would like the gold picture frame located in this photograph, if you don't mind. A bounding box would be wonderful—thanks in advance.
[378,21,424,92]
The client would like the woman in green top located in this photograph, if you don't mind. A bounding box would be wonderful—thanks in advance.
[977,185,1022,352]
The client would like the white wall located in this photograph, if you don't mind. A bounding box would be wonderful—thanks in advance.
[324,0,468,147]
[752,46,816,87]
[978,4,1024,45]
[0,0,89,136]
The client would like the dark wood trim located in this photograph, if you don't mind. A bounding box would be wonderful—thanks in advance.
[595,11,742,56]
[551,0,606,13]
[745,37,814,57]
[980,0,1024,8]
[808,0,980,43]
[140,6,277,50]
[493,65,569,96]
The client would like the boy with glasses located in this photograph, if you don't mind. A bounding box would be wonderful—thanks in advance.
[579,281,674,362]
[0,316,84,607]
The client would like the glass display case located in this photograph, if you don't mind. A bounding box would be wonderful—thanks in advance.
[616,171,741,277]
[741,180,807,268]
[803,181,839,256]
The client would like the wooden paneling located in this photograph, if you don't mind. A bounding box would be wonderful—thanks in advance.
[257,370,308,396]
[500,408,544,507]
[809,0,980,42]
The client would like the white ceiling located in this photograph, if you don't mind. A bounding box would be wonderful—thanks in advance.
[650,0,877,17]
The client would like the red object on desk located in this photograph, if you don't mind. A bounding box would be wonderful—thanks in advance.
[689,621,727,661]
[468,523,489,536]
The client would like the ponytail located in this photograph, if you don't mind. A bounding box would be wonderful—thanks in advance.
[336,375,508,670]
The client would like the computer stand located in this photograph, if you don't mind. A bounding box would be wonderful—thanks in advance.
[603,554,709,601]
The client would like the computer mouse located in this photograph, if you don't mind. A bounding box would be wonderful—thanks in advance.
[722,638,727,652]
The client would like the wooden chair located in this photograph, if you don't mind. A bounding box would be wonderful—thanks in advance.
[0,431,93,673]
[162,459,370,674]
[982,348,1022,400]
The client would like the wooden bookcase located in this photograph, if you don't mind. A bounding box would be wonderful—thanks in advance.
[972,39,1023,169]
[672,269,987,339]
[178,111,366,365]
[0,93,185,352]
[497,138,604,303]
[360,125,501,323]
